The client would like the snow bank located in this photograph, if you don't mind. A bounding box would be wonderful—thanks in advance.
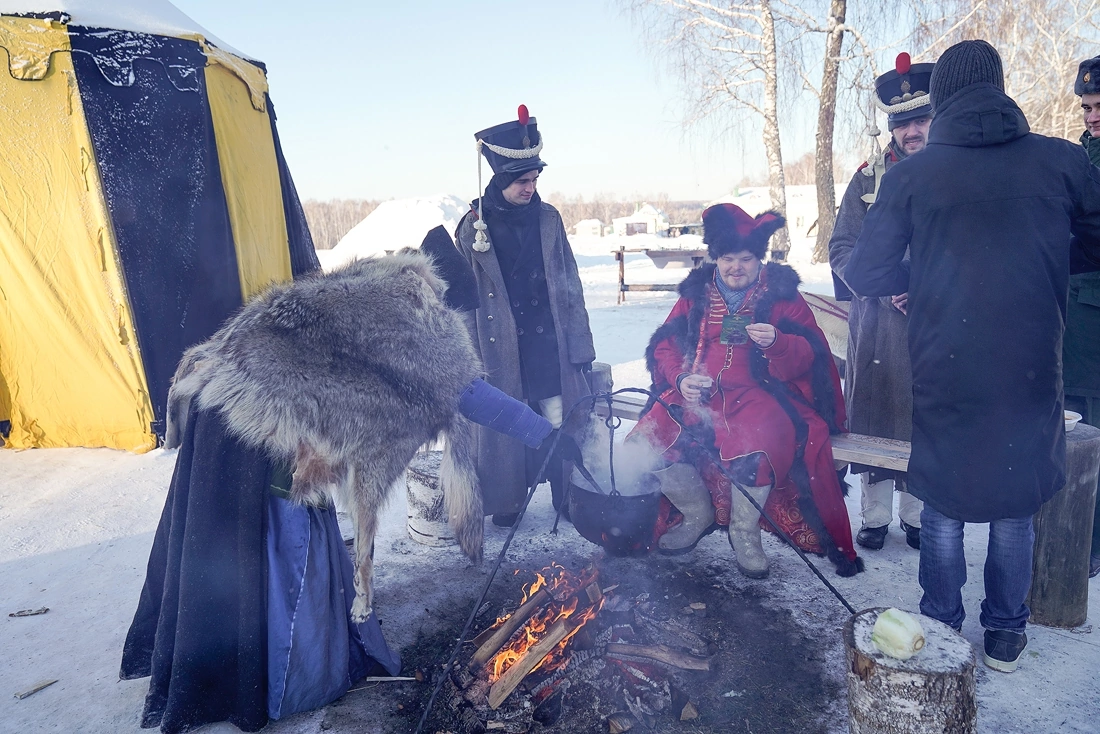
[324,194,469,271]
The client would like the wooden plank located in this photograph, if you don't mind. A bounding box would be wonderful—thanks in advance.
[621,284,678,293]
[598,392,911,471]
[830,434,911,472]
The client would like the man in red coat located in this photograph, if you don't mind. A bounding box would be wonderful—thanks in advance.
[630,204,862,578]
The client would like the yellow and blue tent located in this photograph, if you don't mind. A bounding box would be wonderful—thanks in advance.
[0,1,319,451]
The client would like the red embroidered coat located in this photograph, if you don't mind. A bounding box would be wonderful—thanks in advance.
[631,263,860,573]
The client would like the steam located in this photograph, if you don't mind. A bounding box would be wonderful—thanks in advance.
[572,413,665,497]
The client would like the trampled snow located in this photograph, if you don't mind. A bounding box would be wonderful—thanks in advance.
[2,233,1097,733]
[323,194,470,270]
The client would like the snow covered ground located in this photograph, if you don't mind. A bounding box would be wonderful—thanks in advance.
[2,232,1098,733]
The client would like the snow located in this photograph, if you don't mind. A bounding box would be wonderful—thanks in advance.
[0,0,251,59]
[2,235,1098,733]
[324,194,470,270]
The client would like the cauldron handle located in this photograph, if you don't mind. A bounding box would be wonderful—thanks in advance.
[604,395,622,496]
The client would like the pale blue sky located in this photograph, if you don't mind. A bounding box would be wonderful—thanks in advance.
[173,0,799,202]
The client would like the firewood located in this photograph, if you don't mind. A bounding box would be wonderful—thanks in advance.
[488,617,572,709]
[605,642,710,671]
[680,701,699,721]
[607,712,636,733]
[585,582,603,604]
[469,589,550,670]
[14,679,58,700]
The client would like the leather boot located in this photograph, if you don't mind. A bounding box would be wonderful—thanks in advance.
[728,484,772,578]
[655,463,716,554]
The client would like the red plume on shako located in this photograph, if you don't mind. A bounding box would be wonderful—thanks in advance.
[895,52,911,75]
[517,104,530,126]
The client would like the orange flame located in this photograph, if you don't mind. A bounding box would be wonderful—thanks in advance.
[485,565,603,683]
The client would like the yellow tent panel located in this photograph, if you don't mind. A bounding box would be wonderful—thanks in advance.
[0,19,155,451]
[205,58,293,300]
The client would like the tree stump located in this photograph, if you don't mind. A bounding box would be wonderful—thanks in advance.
[845,608,976,734]
[1027,422,1100,627]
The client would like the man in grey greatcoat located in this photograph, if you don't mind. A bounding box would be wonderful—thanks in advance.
[829,53,933,552]
[454,106,595,527]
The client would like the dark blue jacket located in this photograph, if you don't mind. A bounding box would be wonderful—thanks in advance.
[846,83,1100,521]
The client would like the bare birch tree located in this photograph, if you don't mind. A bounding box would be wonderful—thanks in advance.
[624,0,793,259]
[908,0,1100,140]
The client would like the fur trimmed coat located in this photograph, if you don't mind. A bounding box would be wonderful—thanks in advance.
[633,262,860,573]
[455,203,596,515]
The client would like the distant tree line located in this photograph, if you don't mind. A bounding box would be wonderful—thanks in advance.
[303,199,380,250]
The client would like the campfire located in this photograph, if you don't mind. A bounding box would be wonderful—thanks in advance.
[446,563,712,733]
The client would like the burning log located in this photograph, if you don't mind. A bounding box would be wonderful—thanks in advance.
[488,617,574,709]
[606,643,710,671]
[469,588,550,670]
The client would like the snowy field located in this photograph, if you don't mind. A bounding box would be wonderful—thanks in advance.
[2,232,1099,733]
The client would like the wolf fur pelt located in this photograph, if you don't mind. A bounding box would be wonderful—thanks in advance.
[164,251,484,622]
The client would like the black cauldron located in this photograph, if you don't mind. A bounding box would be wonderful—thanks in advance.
[566,471,662,557]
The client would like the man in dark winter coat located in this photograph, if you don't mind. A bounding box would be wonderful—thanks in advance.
[454,107,596,526]
[1067,55,1100,578]
[830,53,933,553]
[846,40,1100,673]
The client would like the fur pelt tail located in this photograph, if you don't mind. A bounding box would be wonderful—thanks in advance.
[164,342,220,449]
[441,414,483,563]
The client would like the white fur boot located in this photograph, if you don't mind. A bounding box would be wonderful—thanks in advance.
[655,463,715,553]
[728,484,773,578]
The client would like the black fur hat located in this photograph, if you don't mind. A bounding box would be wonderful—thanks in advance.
[1075,56,1100,96]
[420,226,479,312]
[702,204,785,260]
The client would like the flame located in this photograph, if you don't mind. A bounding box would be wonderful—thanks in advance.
[485,565,604,683]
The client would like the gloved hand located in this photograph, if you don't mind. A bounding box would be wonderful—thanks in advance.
[548,428,584,465]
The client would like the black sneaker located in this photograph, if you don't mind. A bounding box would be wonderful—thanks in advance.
[983,629,1027,673]
[856,524,888,550]
[1090,553,1100,579]
[899,520,921,550]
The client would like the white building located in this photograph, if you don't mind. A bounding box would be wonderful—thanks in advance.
[572,218,603,237]
[612,203,670,237]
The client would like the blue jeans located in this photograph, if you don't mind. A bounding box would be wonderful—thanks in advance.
[918,503,1034,632]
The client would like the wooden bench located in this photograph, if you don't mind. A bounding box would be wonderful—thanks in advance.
[596,393,911,472]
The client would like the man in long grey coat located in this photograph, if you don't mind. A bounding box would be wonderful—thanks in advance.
[829,53,932,552]
[455,107,595,526]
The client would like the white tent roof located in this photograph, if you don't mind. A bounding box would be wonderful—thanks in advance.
[0,0,250,58]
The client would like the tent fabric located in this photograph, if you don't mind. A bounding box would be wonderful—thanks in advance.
[205,61,293,299]
[0,17,155,451]
[268,96,322,277]
[0,13,319,449]
[69,27,245,438]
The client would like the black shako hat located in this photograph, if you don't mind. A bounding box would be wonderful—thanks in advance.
[929,40,1004,111]
[474,104,547,177]
[420,225,479,312]
[470,105,547,252]
[875,53,935,130]
[702,204,785,261]
[1075,56,1100,96]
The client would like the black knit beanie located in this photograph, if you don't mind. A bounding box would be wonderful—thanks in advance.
[929,40,1004,111]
